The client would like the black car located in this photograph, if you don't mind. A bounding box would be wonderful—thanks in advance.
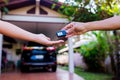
[20,42,57,72]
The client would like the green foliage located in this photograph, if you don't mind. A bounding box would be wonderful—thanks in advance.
[94,0,120,18]
[56,45,66,52]
[58,0,120,21]
[61,6,77,17]
[2,7,9,14]
[3,0,9,4]
[73,7,100,22]
[75,0,82,3]
[1,0,9,14]
[80,31,109,72]
[60,66,113,80]
[80,41,105,72]
[75,67,112,80]
[51,3,56,9]
[80,41,99,59]
[93,31,110,54]
[53,0,59,3]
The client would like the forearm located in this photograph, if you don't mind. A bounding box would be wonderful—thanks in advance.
[86,16,120,31]
[0,20,37,42]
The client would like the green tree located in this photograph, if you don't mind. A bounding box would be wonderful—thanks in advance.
[80,31,109,72]
[0,0,9,14]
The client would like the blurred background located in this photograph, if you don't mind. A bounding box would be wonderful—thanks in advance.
[0,0,120,80]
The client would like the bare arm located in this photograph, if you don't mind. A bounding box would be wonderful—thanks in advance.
[86,16,120,31]
[0,20,37,41]
[0,20,64,46]
[63,16,120,37]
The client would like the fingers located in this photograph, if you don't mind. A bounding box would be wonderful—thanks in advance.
[62,22,74,30]
[53,40,64,44]
[67,26,74,34]
[62,22,76,38]
[66,34,75,38]
[64,26,75,38]
[37,34,64,46]
[49,40,64,46]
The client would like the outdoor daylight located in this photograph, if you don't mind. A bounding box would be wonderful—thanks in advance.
[0,0,120,80]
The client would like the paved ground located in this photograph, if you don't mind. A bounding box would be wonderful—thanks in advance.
[0,68,84,80]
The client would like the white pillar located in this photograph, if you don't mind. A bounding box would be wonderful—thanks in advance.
[0,34,3,75]
[36,0,40,15]
[68,37,74,73]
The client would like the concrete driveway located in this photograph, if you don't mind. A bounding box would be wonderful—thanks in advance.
[0,68,84,80]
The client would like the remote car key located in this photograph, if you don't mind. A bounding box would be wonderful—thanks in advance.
[56,30,67,40]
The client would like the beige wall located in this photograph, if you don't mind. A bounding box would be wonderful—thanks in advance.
[8,5,64,17]
[8,5,34,15]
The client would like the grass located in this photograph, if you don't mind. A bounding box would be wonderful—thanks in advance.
[59,66,113,80]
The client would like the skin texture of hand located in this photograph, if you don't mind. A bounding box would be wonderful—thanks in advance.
[62,22,88,37]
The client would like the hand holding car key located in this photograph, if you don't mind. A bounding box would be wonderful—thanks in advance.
[56,30,67,41]
[56,20,74,41]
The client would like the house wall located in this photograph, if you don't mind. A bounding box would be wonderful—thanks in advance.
[41,6,63,17]
[57,52,88,70]
[3,41,22,67]
[8,5,63,17]
[8,5,35,15]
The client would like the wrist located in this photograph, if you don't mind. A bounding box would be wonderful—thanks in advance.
[84,22,91,32]
[31,34,39,43]
[85,22,95,32]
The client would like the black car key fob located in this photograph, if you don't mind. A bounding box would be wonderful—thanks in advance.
[56,30,67,41]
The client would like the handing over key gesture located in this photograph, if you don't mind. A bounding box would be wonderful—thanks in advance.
[62,16,120,37]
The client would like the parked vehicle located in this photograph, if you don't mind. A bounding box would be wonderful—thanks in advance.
[20,42,57,72]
